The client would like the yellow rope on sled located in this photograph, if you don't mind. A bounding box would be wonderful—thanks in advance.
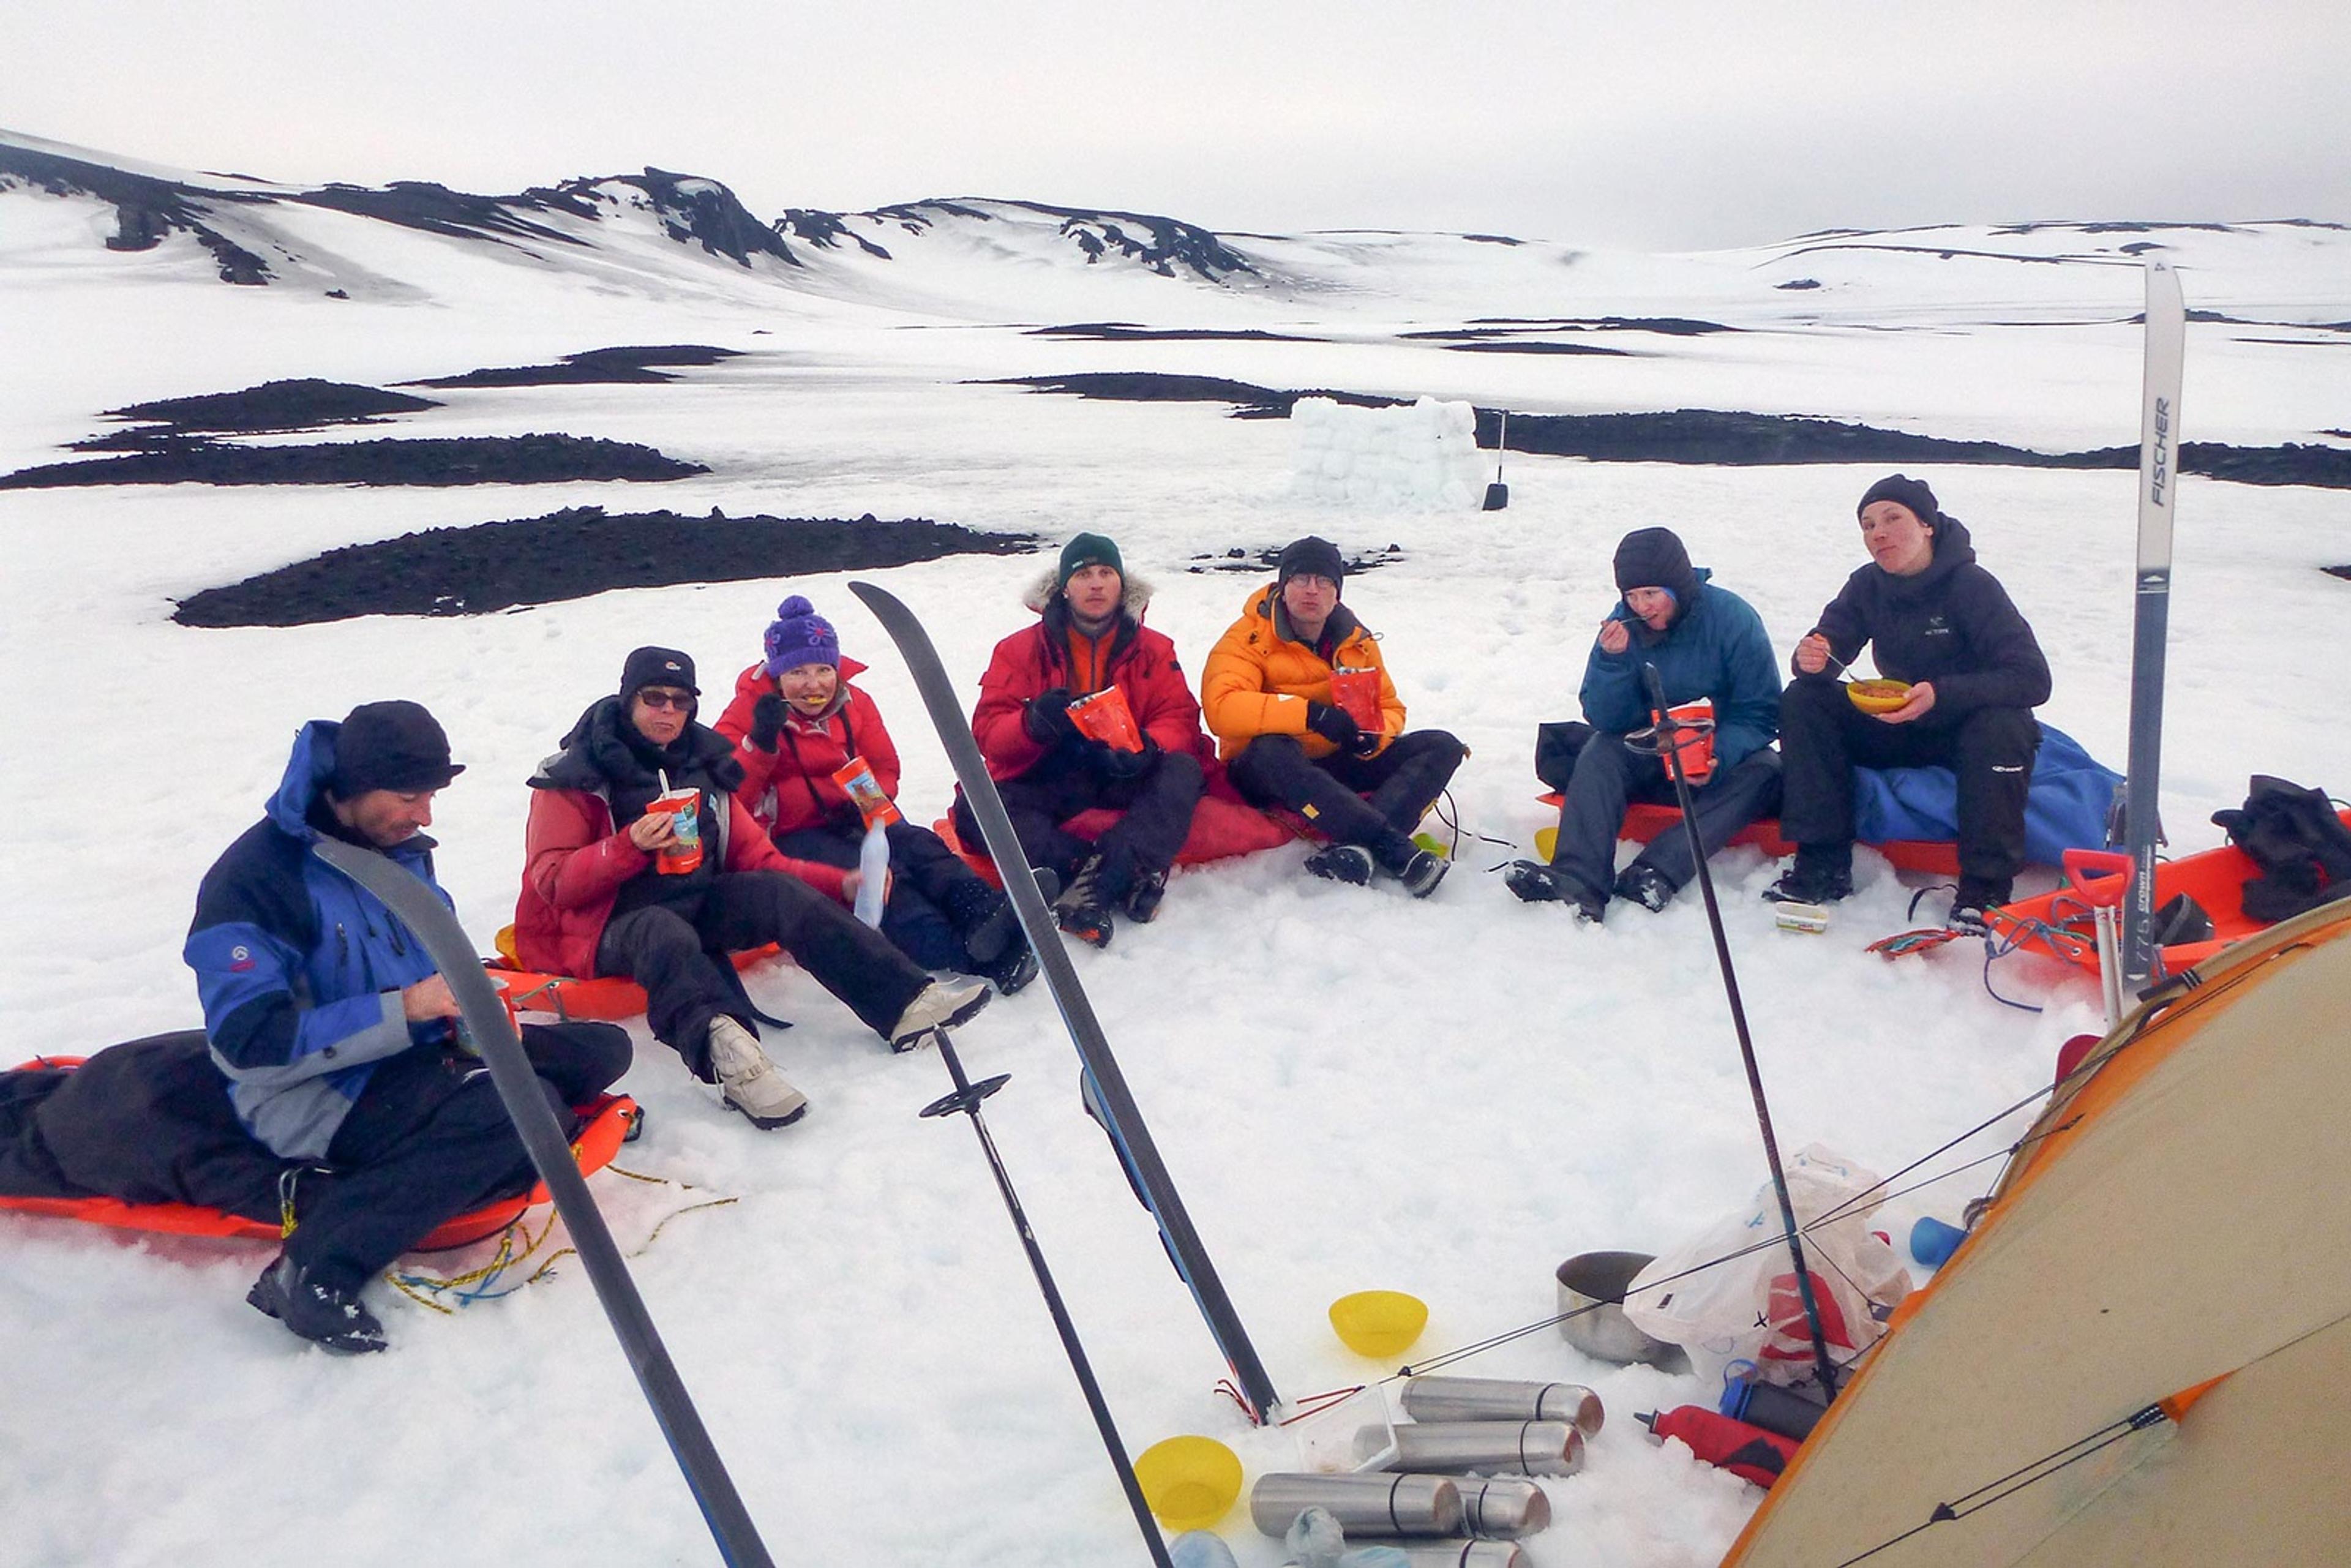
[385,1165,738,1314]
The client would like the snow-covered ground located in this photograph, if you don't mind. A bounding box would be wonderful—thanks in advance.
[2,144,2347,1567]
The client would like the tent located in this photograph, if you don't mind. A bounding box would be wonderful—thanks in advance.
[1719,898,2351,1566]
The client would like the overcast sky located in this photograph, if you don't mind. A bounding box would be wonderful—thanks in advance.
[6,1,2344,249]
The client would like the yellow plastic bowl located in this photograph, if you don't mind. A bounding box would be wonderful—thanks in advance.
[1847,678,1913,715]
[1329,1289,1429,1359]
[1133,1435,1243,1531]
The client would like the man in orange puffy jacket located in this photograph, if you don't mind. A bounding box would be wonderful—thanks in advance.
[958,534,1209,949]
[1201,536,1462,896]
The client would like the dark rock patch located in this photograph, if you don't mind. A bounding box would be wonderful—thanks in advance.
[407,345,741,389]
[100,378,439,436]
[980,373,1408,418]
[171,506,1038,627]
[1439,340,1633,356]
[1443,317,1737,337]
[2325,566,2351,582]
[1462,234,1523,246]
[1,434,704,489]
[1186,543,1404,576]
[1479,408,2351,489]
[1026,323,1322,343]
[293,180,589,249]
[1776,278,1823,290]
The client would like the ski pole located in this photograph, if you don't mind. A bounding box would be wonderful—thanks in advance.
[848,579,1281,1425]
[1638,664,1840,1398]
[313,838,775,1568]
[918,1031,1176,1568]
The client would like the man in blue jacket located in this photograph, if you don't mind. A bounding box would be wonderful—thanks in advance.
[185,700,630,1352]
[1508,528,1782,921]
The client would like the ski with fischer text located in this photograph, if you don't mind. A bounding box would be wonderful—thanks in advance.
[2122,261,2187,989]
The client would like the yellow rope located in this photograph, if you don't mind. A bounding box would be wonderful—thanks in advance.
[384,1168,737,1310]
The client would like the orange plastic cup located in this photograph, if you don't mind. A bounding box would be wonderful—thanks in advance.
[647,787,704,875]
[1330,667,1383,736]
[1068,686,1143,751]
[1658,699,1715,785]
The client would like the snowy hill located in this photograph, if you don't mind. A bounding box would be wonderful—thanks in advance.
[2,127,2348,1568]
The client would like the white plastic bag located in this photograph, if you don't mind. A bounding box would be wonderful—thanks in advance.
[1622,1144,1912,1385]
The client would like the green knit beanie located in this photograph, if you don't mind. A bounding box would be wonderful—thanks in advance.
[1057,533,1124,593]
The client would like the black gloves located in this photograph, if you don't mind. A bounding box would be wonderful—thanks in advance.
[1092,736,1161,781]
[1346,726,1382,757]
[749,692,786,751]
[1305,702,1361,749]
[1023,688,1079,745]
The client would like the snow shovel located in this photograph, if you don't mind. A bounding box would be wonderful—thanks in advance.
[1482,410,1509,511]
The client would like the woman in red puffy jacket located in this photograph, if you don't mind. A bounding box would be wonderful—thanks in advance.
[714,596,1038,993]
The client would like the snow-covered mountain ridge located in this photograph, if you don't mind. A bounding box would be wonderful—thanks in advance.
[7,127,2345,325]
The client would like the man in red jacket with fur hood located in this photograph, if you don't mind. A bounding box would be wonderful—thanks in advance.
[957,534,1210,948]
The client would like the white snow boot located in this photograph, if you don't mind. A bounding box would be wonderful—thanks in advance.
[706,1016,809,1129]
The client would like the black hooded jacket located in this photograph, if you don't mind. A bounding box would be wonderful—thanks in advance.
[1801,514,2052,718]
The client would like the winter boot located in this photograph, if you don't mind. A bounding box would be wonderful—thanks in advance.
[1948,876,2013,934]
[1302,844,1376,885]
[942,876,1020,966]
[1392,847,1449,898]
[1763,846,1854,906]
[707,1016,810,1128]
[1614,861,1676,913]
[1505,860,1605,921]
[1123,868,1168,923]
[247,1255,388,1354]
[889,975,994,1052]
[1052,853,1116,948]
[983,942,1041,995]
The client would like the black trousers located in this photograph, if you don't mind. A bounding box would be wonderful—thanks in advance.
[1550,735,1783,906]
[290,1020,632,1294]
[1226,730,1466,851]
[596,871,932,1073]
[1777,678,2041,885]
[954,747,1205,892]
[776,819,985,972]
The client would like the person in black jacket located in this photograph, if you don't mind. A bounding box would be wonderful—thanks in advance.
[1767,476,2052,928]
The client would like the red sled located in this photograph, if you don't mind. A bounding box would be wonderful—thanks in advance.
[1537,795,1962,876]
[1981,817,2351,981]
[487,929,783,1023]
[937,789,1299,887]
[0,1057,640,1254]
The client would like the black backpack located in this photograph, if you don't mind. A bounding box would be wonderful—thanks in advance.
[2211,776,2351,923]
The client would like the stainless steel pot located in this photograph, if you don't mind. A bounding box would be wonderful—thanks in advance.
[1556,1249,1683,1367]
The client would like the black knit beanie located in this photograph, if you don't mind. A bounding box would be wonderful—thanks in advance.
[1612,527,1700,606]
[1276,535,1346,592]
[1857,474,1940,525]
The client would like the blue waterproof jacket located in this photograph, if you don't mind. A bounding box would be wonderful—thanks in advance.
[183,721,452,1160]
[1580,570,1782,770]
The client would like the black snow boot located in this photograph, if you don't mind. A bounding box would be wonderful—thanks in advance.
[1763,846,1854,906]
[942,876,1020,966]
[1053,853,1116,948]
[248,1255,388,1355]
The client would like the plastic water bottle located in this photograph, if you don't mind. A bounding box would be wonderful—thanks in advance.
[1169,1532,1239,1568]
[853,822,890,928]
